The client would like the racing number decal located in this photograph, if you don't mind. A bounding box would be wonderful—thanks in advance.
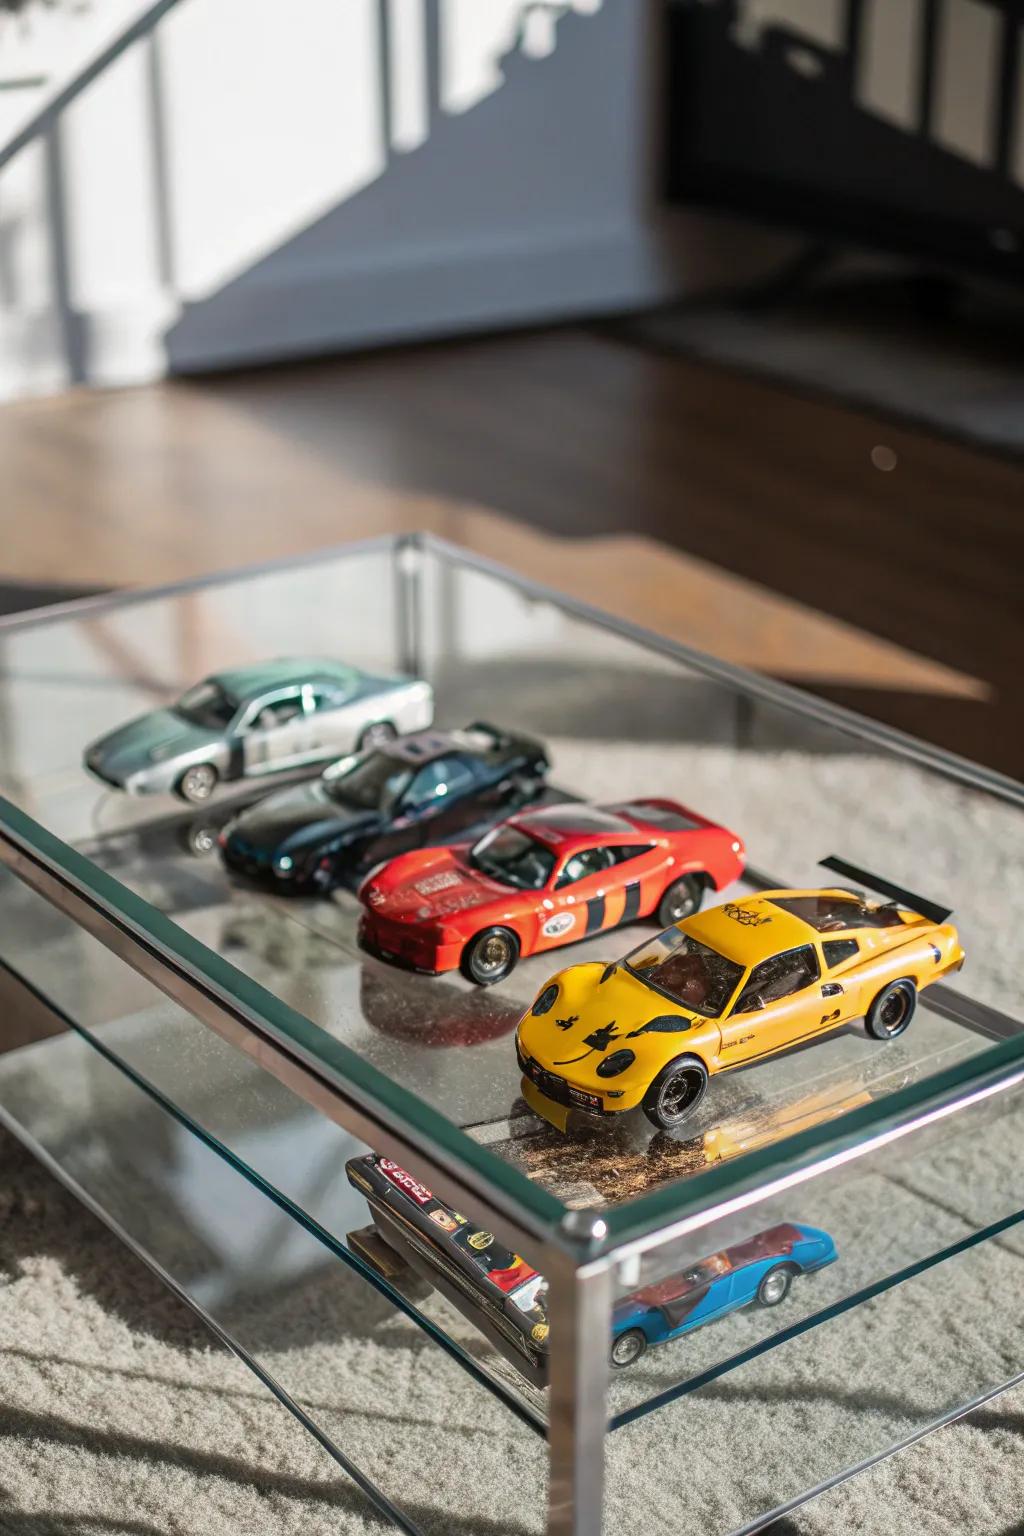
[542,911,575,939]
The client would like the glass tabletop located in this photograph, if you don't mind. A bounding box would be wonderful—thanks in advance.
[0,534,1021,1258]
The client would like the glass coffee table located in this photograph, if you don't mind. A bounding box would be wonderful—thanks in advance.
[1,534,1022,1536]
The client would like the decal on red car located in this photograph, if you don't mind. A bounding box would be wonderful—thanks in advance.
[379,1159,434,1206]
[415,871,462,896]
[542,912,575,938]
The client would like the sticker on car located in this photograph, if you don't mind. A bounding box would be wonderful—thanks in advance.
[415,871,462,895]
[542,912,575,939]
[379,1159,434,1205]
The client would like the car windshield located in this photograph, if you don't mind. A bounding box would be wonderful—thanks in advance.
[323,752,412,811]
[470,826,555,890]
[624,929,744,1017]
[174,681,237,730]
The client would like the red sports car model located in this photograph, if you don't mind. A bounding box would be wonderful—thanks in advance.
[357,798,745,985]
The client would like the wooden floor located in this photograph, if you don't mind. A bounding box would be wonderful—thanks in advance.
[1,325,1020,777]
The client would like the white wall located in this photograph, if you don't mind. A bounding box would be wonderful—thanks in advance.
[0,0,799,396]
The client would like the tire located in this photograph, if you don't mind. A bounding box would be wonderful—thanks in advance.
[358,720,397,752]
[656,874,705,928]
[865,979,917,1040]
[757,1264,794,1307]
[610,1329,647,1369]
[641,1054,709,1130]
[183,819,217,857]
[176,763,218,804]
[460,926,520,987]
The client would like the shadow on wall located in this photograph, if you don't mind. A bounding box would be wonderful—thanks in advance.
[163,0,652,373]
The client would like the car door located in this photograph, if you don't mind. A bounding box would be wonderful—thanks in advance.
[608,842,665,924]
[819,937,866,1026]
[237,689,308,774]
[415,754,487,842]
[716,944,824,1067]
[312,678,363,753]
[365,756,472,864]
[299,683,340,762]
[532,846,618,955]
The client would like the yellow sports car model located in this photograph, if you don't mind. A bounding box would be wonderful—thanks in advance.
[516,865,965,1131]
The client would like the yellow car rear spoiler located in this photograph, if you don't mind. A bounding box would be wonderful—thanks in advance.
[819,855,953,927]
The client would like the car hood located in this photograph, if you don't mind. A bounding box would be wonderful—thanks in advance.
[517,962,718,1088]
[369,851,513,921]
[228,781,380,853]
[85,709,217,776]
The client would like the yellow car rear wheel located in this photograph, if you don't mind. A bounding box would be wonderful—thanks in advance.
[865,979,917,1040]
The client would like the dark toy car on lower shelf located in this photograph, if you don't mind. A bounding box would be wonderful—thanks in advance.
[345,1154,837,1384]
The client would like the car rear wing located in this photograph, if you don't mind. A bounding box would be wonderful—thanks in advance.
[465,720,549,766]
[465,720,508,745]
[819,855,953,926]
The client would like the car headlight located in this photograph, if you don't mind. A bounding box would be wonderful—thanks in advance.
[532,984,559,1016]
[596,1049,635,1079]
[273,854,295,877]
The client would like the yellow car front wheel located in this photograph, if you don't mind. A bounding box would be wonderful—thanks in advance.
[641,1054,709,1130]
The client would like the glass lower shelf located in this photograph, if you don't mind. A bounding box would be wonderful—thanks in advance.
[3,962,1023,1536]
[4,872,1024,1442]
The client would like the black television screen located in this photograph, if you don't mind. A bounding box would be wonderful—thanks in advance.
[664,0,1024,283]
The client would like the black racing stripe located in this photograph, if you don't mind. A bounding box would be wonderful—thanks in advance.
[585,895,606,936]
[621,880,641,925]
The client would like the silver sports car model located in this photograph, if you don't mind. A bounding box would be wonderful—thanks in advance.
[83,657,434,803]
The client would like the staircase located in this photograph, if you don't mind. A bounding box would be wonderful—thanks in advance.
[0,0,626,398]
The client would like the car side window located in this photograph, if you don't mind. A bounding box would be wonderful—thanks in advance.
[732,944,821,1014]
[249,692,304,730]
[610,843,657,864]
[555,846,616,888]
[823,938,859,968]
[403,755,475,809]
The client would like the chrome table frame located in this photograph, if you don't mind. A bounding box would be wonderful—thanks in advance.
[2,531,1023,1536]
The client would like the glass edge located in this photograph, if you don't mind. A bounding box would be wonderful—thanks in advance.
[0,531,406,635]
[0,793,566,1234]
[599,1030,1024,1248]
[416,532,1024,810]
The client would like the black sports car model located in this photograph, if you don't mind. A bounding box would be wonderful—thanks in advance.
[346,1154,550,1385]
[219,723,549,893]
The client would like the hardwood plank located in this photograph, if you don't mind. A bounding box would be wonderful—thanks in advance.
[0,327,1019,774]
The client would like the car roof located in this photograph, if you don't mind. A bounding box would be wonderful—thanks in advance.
[511,802,639,848]
[381,725,511,765]
[682,893,819,966]
[209,657,359,700]
[684,887,907,966]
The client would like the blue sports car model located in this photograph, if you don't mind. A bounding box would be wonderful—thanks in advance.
[609,1221,837,1366]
